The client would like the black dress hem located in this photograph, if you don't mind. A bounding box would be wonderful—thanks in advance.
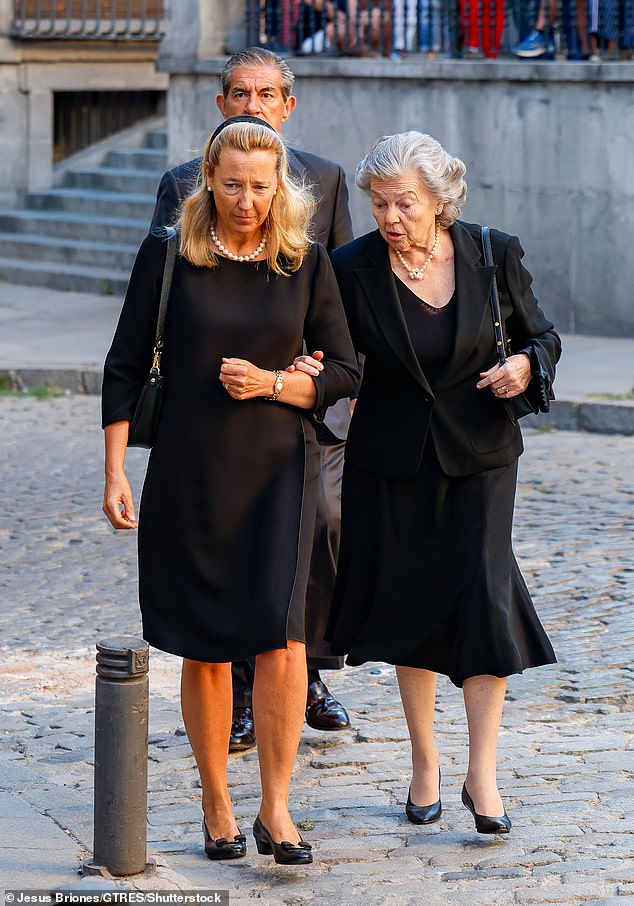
[142,634,308,665]
[341,652,557,689]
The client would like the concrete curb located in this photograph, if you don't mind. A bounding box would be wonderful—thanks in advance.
[3,367,634,436]
[524,399,634,436]
[1,367,102,395]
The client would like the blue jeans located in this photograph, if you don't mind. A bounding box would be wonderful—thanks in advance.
[416,0,450,53]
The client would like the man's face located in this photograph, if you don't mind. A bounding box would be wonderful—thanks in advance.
[216,65,296,133]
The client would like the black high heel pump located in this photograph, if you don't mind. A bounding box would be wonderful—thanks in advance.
[405,769,442,825]
[461,784,511,835]
[253,816,313,865]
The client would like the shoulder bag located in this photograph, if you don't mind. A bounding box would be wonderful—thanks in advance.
[481,226,551,420]
[127,226,178,448]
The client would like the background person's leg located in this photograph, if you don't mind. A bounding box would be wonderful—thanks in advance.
[305,442,350,730]
[230,658,256,751]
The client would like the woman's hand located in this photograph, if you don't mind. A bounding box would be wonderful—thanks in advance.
[219,356,317,409]
[103,421,136,530]
[286,349,324,377]
[103,471,137,530]
[477,353,531,399]
[219,357,274,400]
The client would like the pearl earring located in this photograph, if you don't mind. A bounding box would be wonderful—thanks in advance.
[436,208,442,215]
[207,186,212,192]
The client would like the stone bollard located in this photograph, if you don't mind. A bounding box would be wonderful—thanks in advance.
[90,636,150,877]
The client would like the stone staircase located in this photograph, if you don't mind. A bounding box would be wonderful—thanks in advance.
[0,119,168,295]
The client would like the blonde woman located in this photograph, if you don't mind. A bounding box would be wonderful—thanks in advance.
[102,116,358,865]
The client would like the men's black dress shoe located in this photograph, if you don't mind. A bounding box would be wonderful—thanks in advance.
[405,770,442,825]
[203,818,247,860]
[253,815,313,865]
[461,783,512,835]
[229,706,256,752]
[305,680,351,730]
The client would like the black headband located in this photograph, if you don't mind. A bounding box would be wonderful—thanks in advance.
[210,115,278,144]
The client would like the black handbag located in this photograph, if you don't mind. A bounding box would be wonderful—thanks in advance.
[127,226,178,448]
[481,226,552,420]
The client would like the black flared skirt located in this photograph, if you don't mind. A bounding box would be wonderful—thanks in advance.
[326,444,556,687]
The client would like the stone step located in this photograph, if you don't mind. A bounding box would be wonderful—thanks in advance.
[0,256,130,295]
[144,130,168,150]
[0,209,149,245]
[102,147,167,171]
[0,232,138,271]
[26,188,157,220]
[61,167,163,195]
[0,120,166,293]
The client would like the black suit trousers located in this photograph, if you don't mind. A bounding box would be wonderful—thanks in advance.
[232,441,346,707]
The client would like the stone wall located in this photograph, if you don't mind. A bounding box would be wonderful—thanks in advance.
[0,0,167,207]
[160,57,634,338]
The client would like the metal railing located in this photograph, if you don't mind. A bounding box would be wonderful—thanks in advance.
[11,0,165,40]
[53,89,164,161]
[247,1,634,59]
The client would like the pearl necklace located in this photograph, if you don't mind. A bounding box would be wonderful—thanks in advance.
[210,226,266,262]
[394,224,440,280]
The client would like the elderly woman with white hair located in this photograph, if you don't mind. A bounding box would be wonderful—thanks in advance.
[323,131,560,834]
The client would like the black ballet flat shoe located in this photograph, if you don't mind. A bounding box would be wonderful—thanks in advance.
[461,784,511,835]
[203,818,247,860]
[405,770,442,825]
[253,815,313,865]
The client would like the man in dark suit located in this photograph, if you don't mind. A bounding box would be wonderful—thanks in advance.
[150,47,355,750]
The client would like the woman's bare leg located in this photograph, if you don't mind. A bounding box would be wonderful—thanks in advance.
[396,666,440,805]
[463,674,507,815]
[253,640,307,843]
[181,658,239,839]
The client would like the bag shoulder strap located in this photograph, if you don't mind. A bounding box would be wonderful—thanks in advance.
[481,226,506,367]
[152,226,177,371]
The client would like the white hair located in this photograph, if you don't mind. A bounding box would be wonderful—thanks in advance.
[355,131,467,228]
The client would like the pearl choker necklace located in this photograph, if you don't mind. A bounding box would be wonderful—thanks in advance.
[210,226,266,262]
[394,224,440,280]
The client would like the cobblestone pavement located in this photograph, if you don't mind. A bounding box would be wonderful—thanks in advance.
[1,395,633,905]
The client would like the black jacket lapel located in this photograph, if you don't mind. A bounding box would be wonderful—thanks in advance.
[286,147,302,181]
[353,231,433,396]
[433,221,496,390]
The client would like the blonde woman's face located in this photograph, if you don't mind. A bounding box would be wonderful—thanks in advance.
[207,148,278,243]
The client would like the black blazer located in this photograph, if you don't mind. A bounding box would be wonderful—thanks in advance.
[149,145,355,442]
[330,221,561,479]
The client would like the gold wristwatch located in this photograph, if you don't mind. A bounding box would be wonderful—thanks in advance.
[266,370,284,401]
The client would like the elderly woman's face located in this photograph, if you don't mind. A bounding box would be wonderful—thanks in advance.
[370,174,439,252]
[207,147,278,242]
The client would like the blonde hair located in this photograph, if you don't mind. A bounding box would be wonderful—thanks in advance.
[356,131,467,228]
[177,121,314,275]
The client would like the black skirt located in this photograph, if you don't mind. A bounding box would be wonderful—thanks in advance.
[326,443,556,687]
